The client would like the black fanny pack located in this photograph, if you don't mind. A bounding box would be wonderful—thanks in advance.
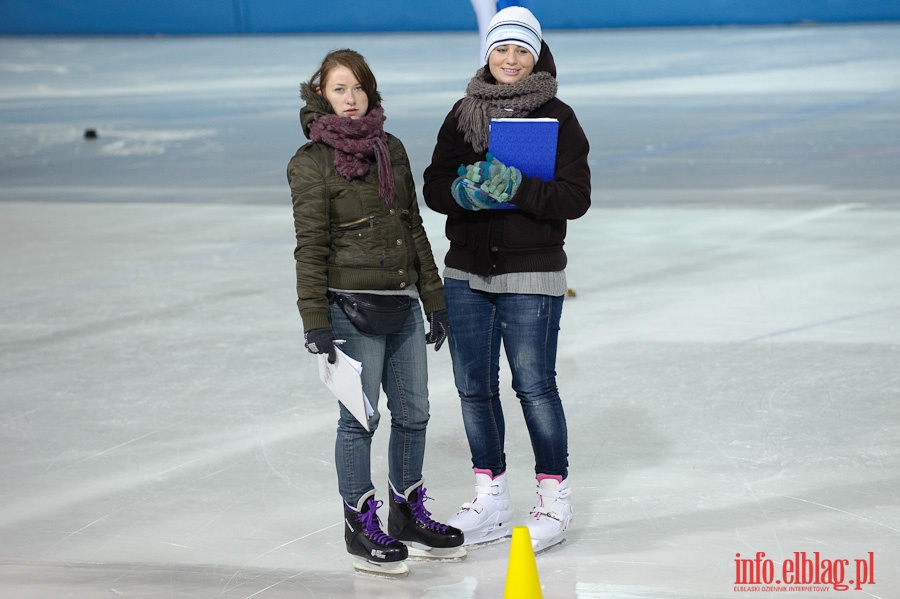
[330,292,412,335]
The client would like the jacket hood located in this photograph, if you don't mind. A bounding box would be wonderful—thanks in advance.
[298,81,384,139]
[534,40,557,79]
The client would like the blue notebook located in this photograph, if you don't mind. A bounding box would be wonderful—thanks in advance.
[489,117,559,182]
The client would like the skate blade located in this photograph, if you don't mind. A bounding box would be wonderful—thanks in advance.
[405,543,467,562]
[532,535,567,555]
[461,525,512,548]
[352,557,410,578]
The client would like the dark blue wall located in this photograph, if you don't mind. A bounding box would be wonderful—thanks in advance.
[2,0,899,35]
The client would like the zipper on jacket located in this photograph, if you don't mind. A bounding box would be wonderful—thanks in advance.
[335,216,373,230]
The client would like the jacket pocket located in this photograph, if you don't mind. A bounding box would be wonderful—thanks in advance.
[445,215,472,250]
[500,214,566,250]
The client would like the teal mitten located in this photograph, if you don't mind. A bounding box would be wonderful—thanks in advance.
[460,153,501,185]
[451,176,495,210]
[460,153,502,185]
[481,162,522,202]
[465,154,521,202]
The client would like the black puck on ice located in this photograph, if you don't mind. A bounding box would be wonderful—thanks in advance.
[84,129,98,139]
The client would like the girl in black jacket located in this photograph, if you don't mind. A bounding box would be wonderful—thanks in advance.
[423,6,591,553]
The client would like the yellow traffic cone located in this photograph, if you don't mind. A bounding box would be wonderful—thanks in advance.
[504,526,542,598]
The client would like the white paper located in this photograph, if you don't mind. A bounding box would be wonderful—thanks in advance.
[318,347,374,431]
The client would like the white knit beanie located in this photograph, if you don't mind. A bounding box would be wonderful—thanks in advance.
[483,6,543,65]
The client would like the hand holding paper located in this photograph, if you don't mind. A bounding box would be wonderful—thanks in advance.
[305,327,338,363]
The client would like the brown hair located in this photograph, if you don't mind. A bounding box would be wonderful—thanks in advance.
[309,49,380,111]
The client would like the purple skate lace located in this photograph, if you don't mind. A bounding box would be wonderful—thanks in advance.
[358,498,399,545]
[405,486,451,533]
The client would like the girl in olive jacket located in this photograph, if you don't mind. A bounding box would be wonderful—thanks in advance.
[287,49,463,577]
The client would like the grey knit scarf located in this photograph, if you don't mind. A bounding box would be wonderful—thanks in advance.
[455,67,558,153]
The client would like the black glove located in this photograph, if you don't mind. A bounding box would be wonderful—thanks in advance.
[425,309,450,352]
[305,327,337,364]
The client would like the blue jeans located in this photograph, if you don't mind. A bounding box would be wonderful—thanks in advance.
[443,278,568,479]
[329,300,430,506]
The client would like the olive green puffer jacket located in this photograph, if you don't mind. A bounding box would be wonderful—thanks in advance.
[288,88,444,332]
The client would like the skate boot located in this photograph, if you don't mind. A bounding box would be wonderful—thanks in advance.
[447,469,514,546]
[388,480,467,561]
[344,490,409,578]
[526,475,572,553]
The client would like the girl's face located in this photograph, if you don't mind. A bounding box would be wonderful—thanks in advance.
[320,65,369,119]
[488,44,535,85]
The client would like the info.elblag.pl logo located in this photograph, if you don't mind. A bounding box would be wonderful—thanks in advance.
[734,551,876,592]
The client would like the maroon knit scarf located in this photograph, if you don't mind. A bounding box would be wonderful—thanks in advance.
[307,104,395,205]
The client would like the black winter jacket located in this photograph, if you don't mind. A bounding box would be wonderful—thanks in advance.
[423,41,591,277]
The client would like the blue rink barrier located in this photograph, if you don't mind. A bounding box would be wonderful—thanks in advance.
[1,0,899,35]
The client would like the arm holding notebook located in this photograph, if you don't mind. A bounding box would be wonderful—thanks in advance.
[502,108,590,220]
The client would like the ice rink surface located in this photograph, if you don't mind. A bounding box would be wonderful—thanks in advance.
[1,23,899,599]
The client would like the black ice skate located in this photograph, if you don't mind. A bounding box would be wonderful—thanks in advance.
[388,480,467,561]
[345,490,409,578]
